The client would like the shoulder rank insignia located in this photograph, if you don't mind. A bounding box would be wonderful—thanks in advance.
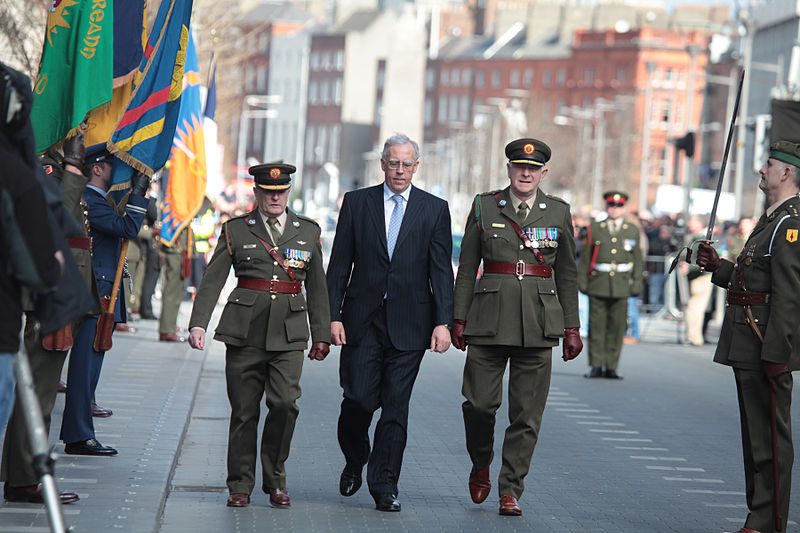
[787,228,798,243]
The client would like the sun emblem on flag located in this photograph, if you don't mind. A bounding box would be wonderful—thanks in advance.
[270,168,281,179]
[46,0,79,48]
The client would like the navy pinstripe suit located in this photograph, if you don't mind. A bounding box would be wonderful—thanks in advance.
[327,183,453,496]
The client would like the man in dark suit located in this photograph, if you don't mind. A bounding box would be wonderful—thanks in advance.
[327,133,454,512]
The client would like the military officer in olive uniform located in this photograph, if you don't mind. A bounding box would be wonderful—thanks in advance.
[697,140,800,533]
[451,138,583,517]
[578,191,643,379]
[188,163,330,509]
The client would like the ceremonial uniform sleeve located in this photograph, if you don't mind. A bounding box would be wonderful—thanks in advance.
[305,224,331,343]
[554,206,579,329]
[189,222,233,330]
[761,217,800,365]
[453,196,482,321]
[577,224,590,293]
[60,168,89,222]
[710,259,735,288]
[326,193,355,321]
[88,192,148,239]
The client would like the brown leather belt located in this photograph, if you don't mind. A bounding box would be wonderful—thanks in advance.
[484,261,552,278]
[66,236,91,250]
[727,290,769,306]
[237,276,302,294]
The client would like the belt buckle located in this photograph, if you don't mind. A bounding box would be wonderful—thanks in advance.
[268,279,279,293]
[516,260,525,280]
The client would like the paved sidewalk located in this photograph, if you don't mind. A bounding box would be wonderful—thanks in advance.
[1,302,798,532]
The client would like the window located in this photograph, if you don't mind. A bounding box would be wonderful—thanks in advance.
[664,68,675,86]
[424,98,433,126]
[661,100,671,123]
[329,124,340,162]
[310,52,320,71]
[449,96,458,121]
[305,125,315,163]
[245,66,254,90]
[426,68,436,90]
[491,70,500,88]
[460,95,470,122]
[438,95,447,122]
[309,80,318,104]
[377,68,385,90]
[542,69,551,87]
[320,79,329,104]
[441,69,449,87]
[616,65,627,83]
[556,68,565,86]
[452,68,460,87]
[476,70,485,88]
[317,125,327,162]
[322,51,331,70]
[260,34,269,53]
[335,50,344,70]
[257,66,267,92]
[334,78,342,105]
[584,68,594,85]
[510,69,520,88]
[524,68,534,88]
[462,68,472,86]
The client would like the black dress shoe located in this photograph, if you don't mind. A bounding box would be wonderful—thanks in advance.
[584,367,603,378]
[4,483,79,504]
[604,369,623,380]
[374,492,401,512]
[64,438,118,456]
[339,469,362,497]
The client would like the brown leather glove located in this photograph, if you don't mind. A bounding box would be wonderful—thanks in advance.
[451,319,466,351]
[695,243,720,272]
[562,327,583,361]
[308,342,330,361]
[62,131,86,168]
[764,361,789,379]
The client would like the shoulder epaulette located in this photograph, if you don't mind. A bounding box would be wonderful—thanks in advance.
[478,190,500,197]
[295,213,321,226]
[787,201,800,217]
[545,194,569,206]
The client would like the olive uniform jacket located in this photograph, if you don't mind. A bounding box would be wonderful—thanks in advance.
[710,196,800,371]
[578,218,643,298]
[453,187,579,348]
[189,208,330,352]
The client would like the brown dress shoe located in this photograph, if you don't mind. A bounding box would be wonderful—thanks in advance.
[226,493,250,507]
[159,333,186,342]
[268,487,291,507]
[115,323,137,333]
[468,465,491,504]
[4,484,79,504]
[499,494,522,516]
[91,402,113,417]
[57,380,67,393]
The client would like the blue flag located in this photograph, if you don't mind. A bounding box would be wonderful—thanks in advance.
[107,0,194,195]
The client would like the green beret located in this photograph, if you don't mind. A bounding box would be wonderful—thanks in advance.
[769,140,800,168]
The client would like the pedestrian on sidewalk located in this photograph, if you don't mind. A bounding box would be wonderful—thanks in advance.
[696,139,800,533]
[188,163,330,509]
[451,137,582,516]
[326,134,453,513]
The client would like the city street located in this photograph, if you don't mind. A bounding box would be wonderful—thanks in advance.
[1,303,799,533]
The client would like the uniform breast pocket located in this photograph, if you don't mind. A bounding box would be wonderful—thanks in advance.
[464,278,502,336]
[483,232,512,258]
[284,294,310,342]
[216,289,259,340]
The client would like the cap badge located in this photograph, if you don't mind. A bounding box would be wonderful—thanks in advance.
[523,143,535,155]
[269,168,281,179]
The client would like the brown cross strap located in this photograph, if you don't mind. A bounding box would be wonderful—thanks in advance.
[254,234,297,281]
[493,192,546,264]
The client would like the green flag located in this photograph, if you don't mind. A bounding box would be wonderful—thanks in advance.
[31,0,114,153]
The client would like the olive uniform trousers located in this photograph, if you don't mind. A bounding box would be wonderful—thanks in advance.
[462,345,552,498]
